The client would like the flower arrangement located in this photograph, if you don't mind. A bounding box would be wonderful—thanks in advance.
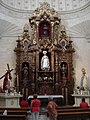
[48,76,53,81]
[37,76,42,82]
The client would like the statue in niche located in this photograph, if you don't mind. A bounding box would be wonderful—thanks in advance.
[80,68,88,90]
[43,24,48,36]
[41,51,50,71]
[60,63,68,80]
[22,64,29,80]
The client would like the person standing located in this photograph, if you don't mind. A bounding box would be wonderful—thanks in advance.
[47,97,58,120]
[80,97,89,108]
[31,94,41,120]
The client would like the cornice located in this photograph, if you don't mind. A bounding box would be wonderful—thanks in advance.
[0,1,90,20]
[59,1,90,20]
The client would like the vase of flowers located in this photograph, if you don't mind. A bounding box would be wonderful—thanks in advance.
[37,76,42,82]
[48,77,53,82]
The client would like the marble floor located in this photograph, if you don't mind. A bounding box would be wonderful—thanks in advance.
[26,107,48,120]
[27,114,48,120]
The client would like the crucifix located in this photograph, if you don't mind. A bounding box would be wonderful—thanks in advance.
[0,64,13,80]
[0,64,13,91]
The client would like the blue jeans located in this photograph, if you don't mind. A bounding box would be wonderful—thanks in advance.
[32,112,39,120]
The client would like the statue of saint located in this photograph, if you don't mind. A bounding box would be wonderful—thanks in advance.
[80,68,88,90]
[61,64,67,80]
[43,24,48,36]
[3,73,10,91]
[41,51,50,71]
[22,64,29,80]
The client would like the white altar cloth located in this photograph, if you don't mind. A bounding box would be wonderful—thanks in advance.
[28,95,63,99]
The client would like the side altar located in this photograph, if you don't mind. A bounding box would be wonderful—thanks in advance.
[72,90,90,106]
[0,93,22,108]
[72,68,90,106]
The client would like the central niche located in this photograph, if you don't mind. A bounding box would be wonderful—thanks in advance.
[39,21,51,38]
[39,50,51,71]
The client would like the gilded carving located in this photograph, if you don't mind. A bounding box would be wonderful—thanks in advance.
[53,25,59,45]
[38,37,51,48]
[58,25,70,52]
[31,24,37,45]
[32,2,58,18]
[14,2,75,105]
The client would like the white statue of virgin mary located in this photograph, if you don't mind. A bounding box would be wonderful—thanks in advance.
[80,68,88,90]
[41,51,50,71]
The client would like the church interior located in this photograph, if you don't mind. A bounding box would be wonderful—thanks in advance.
[0,0,90,119]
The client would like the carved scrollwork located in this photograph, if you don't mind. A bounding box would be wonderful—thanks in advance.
[32,2,58,19]
[38,37,51,48]
[19,24,32,49]
[53,25,59,45]
[31,24,37,45]
[58,25,71,52]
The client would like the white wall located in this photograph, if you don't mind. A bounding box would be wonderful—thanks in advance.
[0,1,90,89]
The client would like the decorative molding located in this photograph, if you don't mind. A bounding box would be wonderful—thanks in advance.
[0,1,90,19]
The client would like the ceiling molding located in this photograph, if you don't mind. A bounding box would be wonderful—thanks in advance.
[0,1,90,19]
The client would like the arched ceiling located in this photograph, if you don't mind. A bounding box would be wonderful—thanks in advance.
[0,19,22,39]
[67,20,90,42]
[1,0,90,12]
[0,0,90,42]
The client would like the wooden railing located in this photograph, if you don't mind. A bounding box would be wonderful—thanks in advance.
[0,107,30,120]
[57,106,90,120]
[0,107,30,115]
[0,115,26,120]
[0,106,90,120]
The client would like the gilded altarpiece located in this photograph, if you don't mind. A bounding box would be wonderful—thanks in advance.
[14,2,75,105]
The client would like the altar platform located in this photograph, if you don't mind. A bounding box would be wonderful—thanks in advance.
[28,95,63,106]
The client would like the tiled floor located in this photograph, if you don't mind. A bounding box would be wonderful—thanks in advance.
[26,107,48,120]
[27,114,48,120]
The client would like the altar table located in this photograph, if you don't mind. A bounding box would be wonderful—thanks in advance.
[0,93,22,108]
[28,95,63,99]
[28,95,63,106]
[72,94,90,106]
